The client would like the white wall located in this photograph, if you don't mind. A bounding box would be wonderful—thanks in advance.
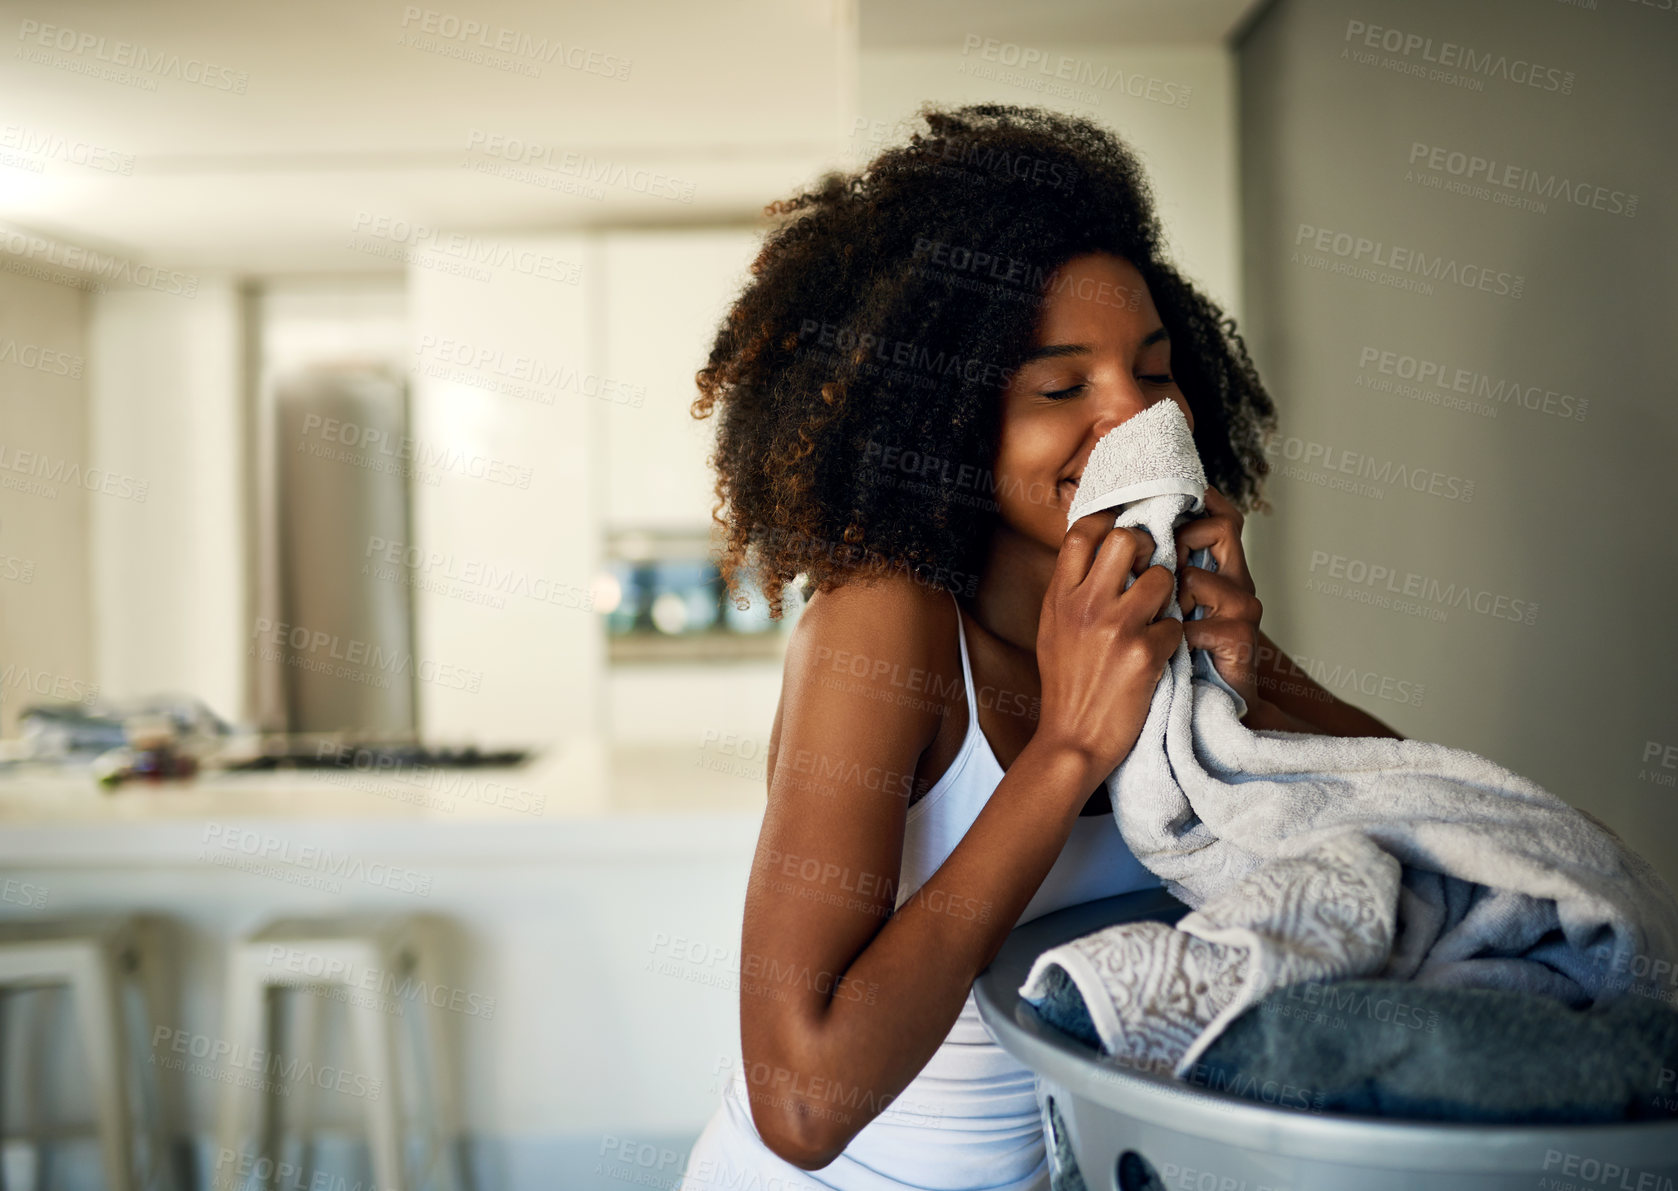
[1236,0,1678,884]
[87,281,244,724]
[0,271,93,736]
[599,229,760,534]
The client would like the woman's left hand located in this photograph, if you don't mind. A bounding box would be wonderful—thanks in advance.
[1174,486,1271,724]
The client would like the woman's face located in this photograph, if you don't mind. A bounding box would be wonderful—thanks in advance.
[990,252,1194,554]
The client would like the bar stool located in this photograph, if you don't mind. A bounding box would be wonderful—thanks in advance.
[0,916,174,1191]
[214,916,465,1191]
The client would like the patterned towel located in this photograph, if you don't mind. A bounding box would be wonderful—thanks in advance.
[1020,402,1678,1076]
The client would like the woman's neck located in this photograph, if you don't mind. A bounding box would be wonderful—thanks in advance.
[965,523,1059,657]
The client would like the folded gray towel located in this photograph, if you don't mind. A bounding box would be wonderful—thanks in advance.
[1021,401,1678,1077]
[1198,979,1678,1123]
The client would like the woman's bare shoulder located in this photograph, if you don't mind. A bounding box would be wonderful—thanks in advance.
[790,567,957,666]
[777,567,959,755]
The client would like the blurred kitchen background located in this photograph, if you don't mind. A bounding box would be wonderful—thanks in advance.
[0,0,1673,1188]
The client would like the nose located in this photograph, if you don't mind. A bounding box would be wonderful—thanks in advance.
[1087,376,1166,442]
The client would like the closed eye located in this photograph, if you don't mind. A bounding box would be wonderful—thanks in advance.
[1040,376,1174,400]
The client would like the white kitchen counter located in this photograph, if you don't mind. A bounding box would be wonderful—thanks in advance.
[0,738,771,1152]
[0,738,771,862]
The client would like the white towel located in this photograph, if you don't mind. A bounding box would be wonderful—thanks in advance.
[1020,402,1678,1077]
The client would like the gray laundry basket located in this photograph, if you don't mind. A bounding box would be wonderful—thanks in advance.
[974,887,1678,1191]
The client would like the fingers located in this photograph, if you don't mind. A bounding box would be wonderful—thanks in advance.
[1086,525,1158,595]
[1175,485,1253,592]
[1119,563,1178,629]
[1183,616,1259,698]
[1183,615,1255,660]
[1143,612,1186,672]
[1053,509,1118,591]
[1201,485,1242,520]
[1177,565,1263,622]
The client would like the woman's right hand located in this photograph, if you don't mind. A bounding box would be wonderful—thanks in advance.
[1034,509,1184,795]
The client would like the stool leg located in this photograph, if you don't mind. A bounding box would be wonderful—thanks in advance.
[66,948,134,1191]
[214,952,267,1191]
[288,985,327,1189]
[411,945,465,1191]
[346,992,403,1191]
[132,921,184,1191]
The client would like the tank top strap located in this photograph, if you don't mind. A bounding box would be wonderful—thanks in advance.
[949,589,980,736]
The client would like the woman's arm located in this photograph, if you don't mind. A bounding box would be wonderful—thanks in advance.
[739,576,1115,1171]
[1244,628,1405,738]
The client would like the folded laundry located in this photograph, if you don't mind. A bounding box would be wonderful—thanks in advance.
[1194,978,1678,1124]
[1020,401,1678,1082]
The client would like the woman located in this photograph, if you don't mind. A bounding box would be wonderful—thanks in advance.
[679,104,1401,1191]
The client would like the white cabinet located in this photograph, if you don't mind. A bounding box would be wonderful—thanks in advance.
[599,229,762,532]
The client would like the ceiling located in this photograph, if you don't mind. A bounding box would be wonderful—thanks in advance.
[860,0,1269,47]
[0,0,1263,276]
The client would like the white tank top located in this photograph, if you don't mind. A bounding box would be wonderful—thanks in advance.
[680,590,1160,1191]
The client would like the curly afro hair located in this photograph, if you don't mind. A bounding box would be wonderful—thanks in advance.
[692,102,1277,620]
